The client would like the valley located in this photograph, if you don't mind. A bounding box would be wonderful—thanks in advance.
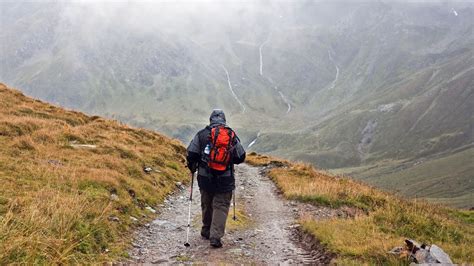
[1,1,472,207]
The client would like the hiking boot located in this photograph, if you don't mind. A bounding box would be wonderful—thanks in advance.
[200,231,210,240]
[210,238,223,248]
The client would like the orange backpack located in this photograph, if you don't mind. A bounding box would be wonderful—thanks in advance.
[208,126,235,171]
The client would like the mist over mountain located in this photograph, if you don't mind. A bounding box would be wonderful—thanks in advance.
[1,1,473,207]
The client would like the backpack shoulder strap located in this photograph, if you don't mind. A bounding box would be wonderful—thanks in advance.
[212,126,220,147]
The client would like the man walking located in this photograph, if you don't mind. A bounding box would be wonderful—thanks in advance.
[186,109,246,248]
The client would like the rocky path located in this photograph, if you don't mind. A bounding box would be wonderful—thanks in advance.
[127,164,334,264]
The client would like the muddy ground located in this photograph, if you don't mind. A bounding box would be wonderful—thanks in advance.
[127,164,338,264]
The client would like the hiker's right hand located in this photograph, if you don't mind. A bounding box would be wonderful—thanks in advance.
[187,162,197,174]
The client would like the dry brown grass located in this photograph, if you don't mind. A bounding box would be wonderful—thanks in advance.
[247,153,474,264]
[0,83,189,263]
[269,164,388,211]
[245,152,290,167]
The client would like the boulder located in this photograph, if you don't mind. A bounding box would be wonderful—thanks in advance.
[391,239,453,265]
[430,245,453,264]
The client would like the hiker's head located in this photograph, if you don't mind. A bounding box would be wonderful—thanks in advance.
[209,109,226,125]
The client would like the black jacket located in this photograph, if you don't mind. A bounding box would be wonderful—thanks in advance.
[186,124,246,193]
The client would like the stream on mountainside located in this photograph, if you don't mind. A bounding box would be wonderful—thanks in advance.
[327,49,340,90]
[259,35,292,114]
[222,65,246,114]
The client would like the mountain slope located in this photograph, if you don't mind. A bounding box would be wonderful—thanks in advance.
[260,43,473,207]
[0,83,472,264]
[1,1,472,207]
[0,83,188,263]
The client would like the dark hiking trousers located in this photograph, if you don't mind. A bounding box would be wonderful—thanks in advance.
[200,190,232,240]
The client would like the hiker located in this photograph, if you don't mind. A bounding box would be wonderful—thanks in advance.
[186,109,246,248]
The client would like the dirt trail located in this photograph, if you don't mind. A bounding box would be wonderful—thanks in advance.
[127,164,333,264]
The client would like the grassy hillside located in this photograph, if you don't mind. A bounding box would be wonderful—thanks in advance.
[330,147,474,209]
[246,153,474,264]
[0,83,188,263]
[255,45,473,208]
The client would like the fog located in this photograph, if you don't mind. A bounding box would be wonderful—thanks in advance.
[3,0,469,52]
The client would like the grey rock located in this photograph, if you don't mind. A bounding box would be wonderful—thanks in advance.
[144,167,153,173]
[110,193,119,201]
[402,239,453,264]
[227,248,242,255]
[430,244,453,264]
[286,224,300,230]
[138,248,148,255]
[108,216,120,222]
[175,182,184,189]
[388,246,404,255]
[152,219,177,230]
[152,258,169,264]
[414,249,436,263]
[145,206,156,213]
[70,143,97,149]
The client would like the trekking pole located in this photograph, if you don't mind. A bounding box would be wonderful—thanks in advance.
[184,172,194,247]
[232,189,237,221]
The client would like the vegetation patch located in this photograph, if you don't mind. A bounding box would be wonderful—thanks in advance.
[226,208,253,232]
[247,153,474,264]
[0,84,189,264]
